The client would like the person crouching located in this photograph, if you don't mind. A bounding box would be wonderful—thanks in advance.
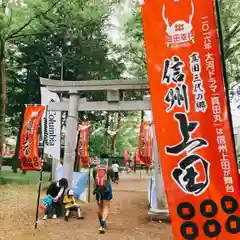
[63,189,84,221]
[43,177,68,220]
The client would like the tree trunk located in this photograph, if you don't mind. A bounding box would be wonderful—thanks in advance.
[111,112,121,154]
[140,110,144,123]
[0,42,6,170]
[12,106,25,172]
[104,113,110,154]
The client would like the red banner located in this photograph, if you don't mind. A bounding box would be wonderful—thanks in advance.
[136,148,142,165]
[143,122,152,166]
[78,122,90,167]
[124,148,129,165]
[19,105,45,170]
[139,122,152,166]
[141,0,240,239]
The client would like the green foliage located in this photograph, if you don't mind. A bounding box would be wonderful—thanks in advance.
[5,0,125,133]
[4,0,143,158]
[89,111,141,157]
[220,0,240,82]
[0,169,49,185]
[122,0,240,83]
[122,3,147,79]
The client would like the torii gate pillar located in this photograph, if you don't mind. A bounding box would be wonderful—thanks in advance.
[63,90,79,188]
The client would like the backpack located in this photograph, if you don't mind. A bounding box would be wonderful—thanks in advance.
[40,195,53,213]
[94,165,108,193]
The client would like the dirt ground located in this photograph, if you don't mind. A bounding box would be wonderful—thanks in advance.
[0,173,172,240]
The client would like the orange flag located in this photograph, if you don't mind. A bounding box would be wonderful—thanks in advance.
[141,0,240,239]
[19,105,45,170]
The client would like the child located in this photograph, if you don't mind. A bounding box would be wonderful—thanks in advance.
[42,177,68,220]
[63,189,84,221]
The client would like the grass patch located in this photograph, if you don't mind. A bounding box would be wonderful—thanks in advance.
[0,169,50,185]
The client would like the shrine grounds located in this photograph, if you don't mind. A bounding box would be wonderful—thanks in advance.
[0,168,172,240]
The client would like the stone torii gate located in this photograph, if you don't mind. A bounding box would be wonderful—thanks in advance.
[40,77,168,217]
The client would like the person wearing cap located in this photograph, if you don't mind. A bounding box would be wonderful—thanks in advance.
[92,155,113,234]
[43,177,68,220]
[63,189,84,221]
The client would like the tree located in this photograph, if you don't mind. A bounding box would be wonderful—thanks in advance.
[220,0,240,83]
[120,1,146,79]
[0,0,62,162]
[3,0,127,172]
[89,111,141,157]
[122,0,240,83]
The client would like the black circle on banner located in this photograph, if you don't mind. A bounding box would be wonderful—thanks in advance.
[28,158,33,167]
[34,161,39,167]
[177,202,195,220]
[226,215,240,234]
[221,196,238,214]
[203,219,221,238]
[200,200,218,218]
[180,222,199,240]
[22,157,28,166]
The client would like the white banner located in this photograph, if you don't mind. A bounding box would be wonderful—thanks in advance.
[40,87,61,160]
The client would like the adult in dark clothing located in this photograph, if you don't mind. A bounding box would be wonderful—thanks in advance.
[43,178,68,220]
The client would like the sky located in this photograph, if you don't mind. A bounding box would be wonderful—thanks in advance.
[106,0,134,44]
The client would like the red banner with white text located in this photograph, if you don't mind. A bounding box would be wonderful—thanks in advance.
[78,122,90,167]
[141,0,240,239]
[19,105,45,170]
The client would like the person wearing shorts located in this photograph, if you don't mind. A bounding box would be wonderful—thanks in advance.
[93,159,113,234]
[112,160,120,184]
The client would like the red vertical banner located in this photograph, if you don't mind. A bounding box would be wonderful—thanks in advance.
[143,122,152,166]
[19,105,45,170]
[139,121,152,166]
[141,0,240,239]
[136,148,141,165]
[124,148,129,165]
[78,122,90,167]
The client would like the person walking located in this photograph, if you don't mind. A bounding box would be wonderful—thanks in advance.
[92,157,113,234]
[112,160,120,184]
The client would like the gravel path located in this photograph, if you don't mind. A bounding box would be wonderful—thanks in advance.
[0,174,172,240]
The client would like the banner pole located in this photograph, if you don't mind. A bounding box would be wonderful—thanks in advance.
[87,125,91,203]
[34,159,44,229]
[214,0,237,158]
[35,106,47,229]
[88,164,91,203]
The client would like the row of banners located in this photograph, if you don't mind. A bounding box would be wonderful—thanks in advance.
[140,0,240,239]
[19,86,153,170]
[19,102,153,170]
[19,88,91,170]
